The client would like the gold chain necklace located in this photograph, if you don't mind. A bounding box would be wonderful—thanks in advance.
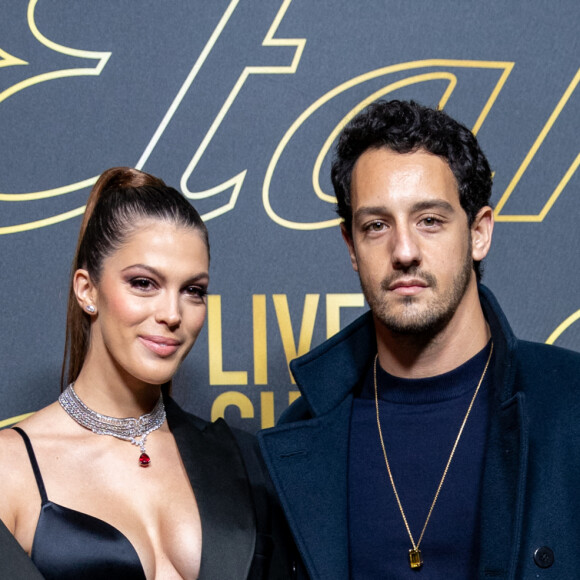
[373,342,493,569]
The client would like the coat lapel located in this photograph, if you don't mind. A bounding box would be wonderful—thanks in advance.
[478,287,529,579]
[166,398,256,580]
[478,392,529,579]
[260,311,374,579]
[259,395,353,580]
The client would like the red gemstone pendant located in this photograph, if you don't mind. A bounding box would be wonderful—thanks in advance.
[139,452,151,467]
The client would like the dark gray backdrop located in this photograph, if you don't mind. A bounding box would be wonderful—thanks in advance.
[1,0,579,431]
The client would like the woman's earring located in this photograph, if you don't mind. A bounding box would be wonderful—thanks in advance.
[86,305,96,314]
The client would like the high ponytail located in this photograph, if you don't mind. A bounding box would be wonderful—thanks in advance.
[61,167,209,389]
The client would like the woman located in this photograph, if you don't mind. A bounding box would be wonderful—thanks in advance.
[0,168,294,579]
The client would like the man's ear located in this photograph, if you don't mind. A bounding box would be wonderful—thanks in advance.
[73,269,98,315]
[471,205,494,262]
[341,224,359,272]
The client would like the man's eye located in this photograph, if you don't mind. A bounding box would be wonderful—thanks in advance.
[367,221,385,232]
[421,216,440,226]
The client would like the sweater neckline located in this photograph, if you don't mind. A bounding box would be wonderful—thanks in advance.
[360,341,493,405]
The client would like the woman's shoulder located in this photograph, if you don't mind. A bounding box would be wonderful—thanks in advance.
[0,404,53,459]
[0,429,33,531]
[0,402,67,489]
[0,402,65,442]
[0,410,52,534]
[0,427,27,468]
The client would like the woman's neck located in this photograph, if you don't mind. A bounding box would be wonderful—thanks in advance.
[71,364,162,418]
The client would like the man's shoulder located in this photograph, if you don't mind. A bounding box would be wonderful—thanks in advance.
[515,339,580,373]
[512,339,580,418]
[481,285,580,384]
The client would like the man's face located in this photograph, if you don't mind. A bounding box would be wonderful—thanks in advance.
[344,147,481,336]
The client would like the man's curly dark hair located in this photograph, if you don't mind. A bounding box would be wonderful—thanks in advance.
[331,99,492,280]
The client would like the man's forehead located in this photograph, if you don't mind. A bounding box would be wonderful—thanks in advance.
[352,146,455,176]
[350,147,461,207]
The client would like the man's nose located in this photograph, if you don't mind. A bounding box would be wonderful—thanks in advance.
[390,226,421,269]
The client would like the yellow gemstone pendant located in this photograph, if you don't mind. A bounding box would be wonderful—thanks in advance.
[409,548,423,569]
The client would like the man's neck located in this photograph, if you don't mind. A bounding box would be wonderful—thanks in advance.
[375,284,491,379]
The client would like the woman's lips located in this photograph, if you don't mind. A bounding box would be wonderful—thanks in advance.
[138,335,181,357]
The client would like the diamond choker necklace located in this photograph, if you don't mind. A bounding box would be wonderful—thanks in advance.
[59,383,166,467]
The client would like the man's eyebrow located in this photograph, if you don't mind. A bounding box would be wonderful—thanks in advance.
[410,200,455,214]
[353,200,455,222]
[353,206,389,222]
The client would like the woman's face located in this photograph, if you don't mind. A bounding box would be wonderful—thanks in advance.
[83,220,209,387]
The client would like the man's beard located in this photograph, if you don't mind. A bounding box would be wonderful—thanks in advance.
[361,243,473,337]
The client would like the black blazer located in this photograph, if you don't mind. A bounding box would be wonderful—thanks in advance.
[0,396,295,579]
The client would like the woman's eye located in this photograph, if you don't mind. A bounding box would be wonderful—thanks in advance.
[186,286,207,301]
[130,278,155,290]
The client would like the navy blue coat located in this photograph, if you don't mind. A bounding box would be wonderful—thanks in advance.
[259,286,580,579]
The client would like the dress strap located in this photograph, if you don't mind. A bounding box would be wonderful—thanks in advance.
[12,427,48,505]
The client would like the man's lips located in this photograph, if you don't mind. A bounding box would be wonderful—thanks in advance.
[388,279,428,295]
[138,335,181,357]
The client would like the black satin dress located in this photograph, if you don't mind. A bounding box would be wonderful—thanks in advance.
[13,427,146,579]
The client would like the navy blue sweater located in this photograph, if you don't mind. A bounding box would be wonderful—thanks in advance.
[349,342,492,578]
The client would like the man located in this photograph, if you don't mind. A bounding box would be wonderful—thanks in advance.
[258,100,580,579]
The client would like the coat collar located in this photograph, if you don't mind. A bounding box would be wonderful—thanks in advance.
[289,310,375,417]
[478,285,520,403]
[165,397,256,580]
